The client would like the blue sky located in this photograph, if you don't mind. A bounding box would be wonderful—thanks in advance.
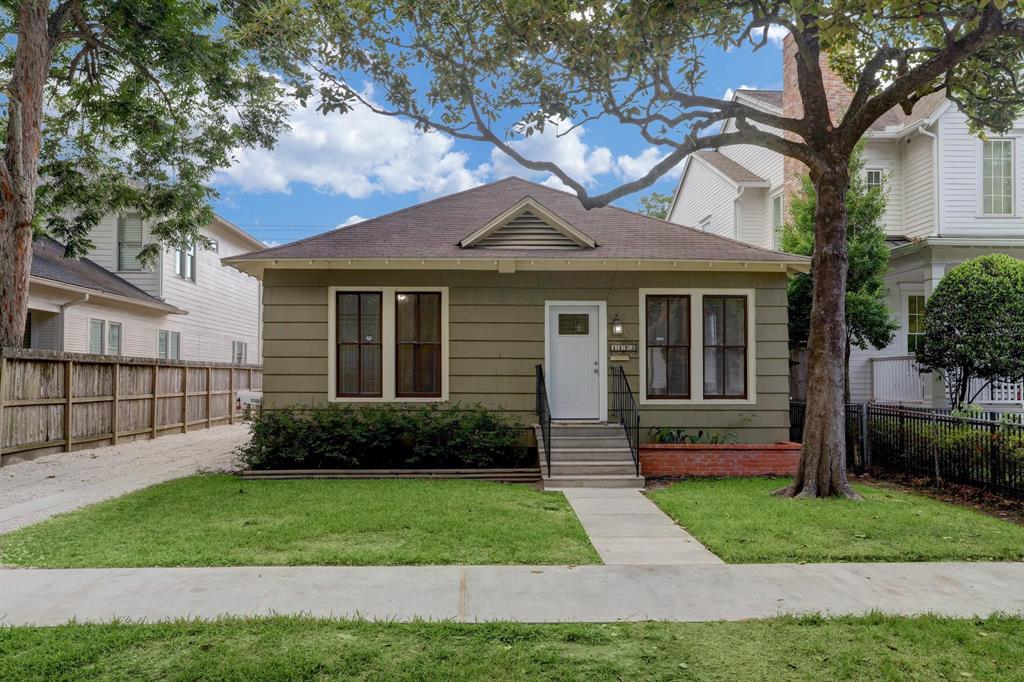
[211,39,784,247]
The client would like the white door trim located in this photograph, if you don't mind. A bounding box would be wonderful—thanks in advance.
[543,300,607,420]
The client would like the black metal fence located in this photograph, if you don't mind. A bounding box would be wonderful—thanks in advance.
[790,401,1024,498]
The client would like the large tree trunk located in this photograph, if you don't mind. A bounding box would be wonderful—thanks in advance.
[1,1,53,348]
[779,164,861,499]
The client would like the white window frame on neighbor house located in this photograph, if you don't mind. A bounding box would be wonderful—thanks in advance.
[978,138,1016,217]
[107,322,122,356]
[158,330,180,360]
[232,340,248,365]
[865,169,884,190]
[902,289,927,355]
[174,242,197,282]
[326,286,450,403]
[117,214,145,272]
[638,288,757,405]
[88,318,105,354]
[771,193,784,248]
[698,214,712,232]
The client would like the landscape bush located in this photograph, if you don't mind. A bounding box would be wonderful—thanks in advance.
[238,403,529,470]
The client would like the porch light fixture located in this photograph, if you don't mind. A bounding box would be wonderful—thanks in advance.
[611,314,624,337]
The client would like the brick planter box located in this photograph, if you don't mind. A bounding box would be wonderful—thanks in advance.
[639,442,801,478]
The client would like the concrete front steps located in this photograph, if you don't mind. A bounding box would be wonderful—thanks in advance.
[535,422,645,489]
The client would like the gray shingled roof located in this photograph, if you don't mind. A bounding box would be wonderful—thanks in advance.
[694,151,767,185]
[735,89,783,109]
[32,236,182,312]
[229,177,804,264]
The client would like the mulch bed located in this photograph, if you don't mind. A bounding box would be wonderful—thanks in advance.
[852,472,1024,526]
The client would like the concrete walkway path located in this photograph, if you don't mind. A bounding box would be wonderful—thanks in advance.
[1,425,246,532]
[559,488,722,564]
[2,562,1020,625]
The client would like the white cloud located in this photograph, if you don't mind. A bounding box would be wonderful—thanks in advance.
[262,239,283,247]
[765,25,788,45]
[723,84,761,102]
[488,117,613,191]
[337,214,367,228]
[216,88,488,199]
[614,147,684,183]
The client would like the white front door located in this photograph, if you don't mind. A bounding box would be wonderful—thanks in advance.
[547,303,603,419]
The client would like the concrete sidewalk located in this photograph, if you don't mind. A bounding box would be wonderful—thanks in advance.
[1,425,246,532]
[2,562,1020,625]
[559,488,723,564]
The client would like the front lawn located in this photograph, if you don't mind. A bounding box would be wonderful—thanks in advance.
[1,615,1021,681]
[647,477,1024,563]
[0,475,599,567]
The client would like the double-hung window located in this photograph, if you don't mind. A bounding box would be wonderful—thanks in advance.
[906,295,926,354]
[118,215,144,271]
[336,292,383,397]
[982,139,1014,215]
[89,319,105,354]
[865,169,884,191]
[158,330,180,360]
[703,296,748,399]
[107,322,122,356]
[174,243,197,282]
[645,295,690,399]
[396,292,442,397]
[332,288,447,401]
[232,341,248,365]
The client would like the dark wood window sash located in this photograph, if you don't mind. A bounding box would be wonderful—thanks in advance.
[336,292,382,398]
[703,295,748,400]
[645,294,691,400]
[396,292,442,398]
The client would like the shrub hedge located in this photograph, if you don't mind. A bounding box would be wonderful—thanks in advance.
[238,403,532,470]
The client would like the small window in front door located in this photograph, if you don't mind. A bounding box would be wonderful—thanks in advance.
[558,314,589,335]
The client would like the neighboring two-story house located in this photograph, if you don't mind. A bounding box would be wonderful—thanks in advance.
[25,214,263,364]
[669,35,1024,409]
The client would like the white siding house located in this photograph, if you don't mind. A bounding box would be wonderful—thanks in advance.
[25,215,264,365]
[668,64,1024,410]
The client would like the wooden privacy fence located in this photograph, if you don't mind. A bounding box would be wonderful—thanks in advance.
[0,348,262,462]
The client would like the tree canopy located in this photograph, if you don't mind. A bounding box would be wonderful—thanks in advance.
[637,191,672,219]
[8,0,289,261]
[915,254,1024,408]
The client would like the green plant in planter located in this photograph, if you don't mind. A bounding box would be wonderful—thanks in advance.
[648,427,737,445]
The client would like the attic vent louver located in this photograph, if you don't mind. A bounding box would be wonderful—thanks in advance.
[459,198,596,250]
[475,210,580,249]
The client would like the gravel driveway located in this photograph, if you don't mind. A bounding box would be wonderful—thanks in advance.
[1,425,247,533]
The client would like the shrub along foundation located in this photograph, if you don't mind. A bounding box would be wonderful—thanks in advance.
[639,442,801,478]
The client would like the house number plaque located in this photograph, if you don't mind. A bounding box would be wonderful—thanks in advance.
[609,342,637,353]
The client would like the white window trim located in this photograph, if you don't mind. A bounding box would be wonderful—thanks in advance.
[864,168,884,188]
[638,288,757,405]
[698,214,712,232]
[902,290,927,355]
[107,321,122,357]
[158,330,180,360]
[326,286,449,403]
[977,137,1017,218]
[88,318,106,354]
[542,300,608,420]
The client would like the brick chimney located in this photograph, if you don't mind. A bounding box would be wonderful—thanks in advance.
[781,33,854,199]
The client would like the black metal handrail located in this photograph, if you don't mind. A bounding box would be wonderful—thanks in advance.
[535,364,552,477]
[610,365,641,476]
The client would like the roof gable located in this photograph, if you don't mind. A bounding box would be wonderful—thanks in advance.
[460,197,596,249]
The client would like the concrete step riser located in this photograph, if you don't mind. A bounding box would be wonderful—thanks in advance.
[548,426,628,438]
[547,450,635,462]
[550,437,630,448]
[543,477,645,489]
[550,463,638,476]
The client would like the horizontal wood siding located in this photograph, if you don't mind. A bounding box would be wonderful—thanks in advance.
[262,269,791,443]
